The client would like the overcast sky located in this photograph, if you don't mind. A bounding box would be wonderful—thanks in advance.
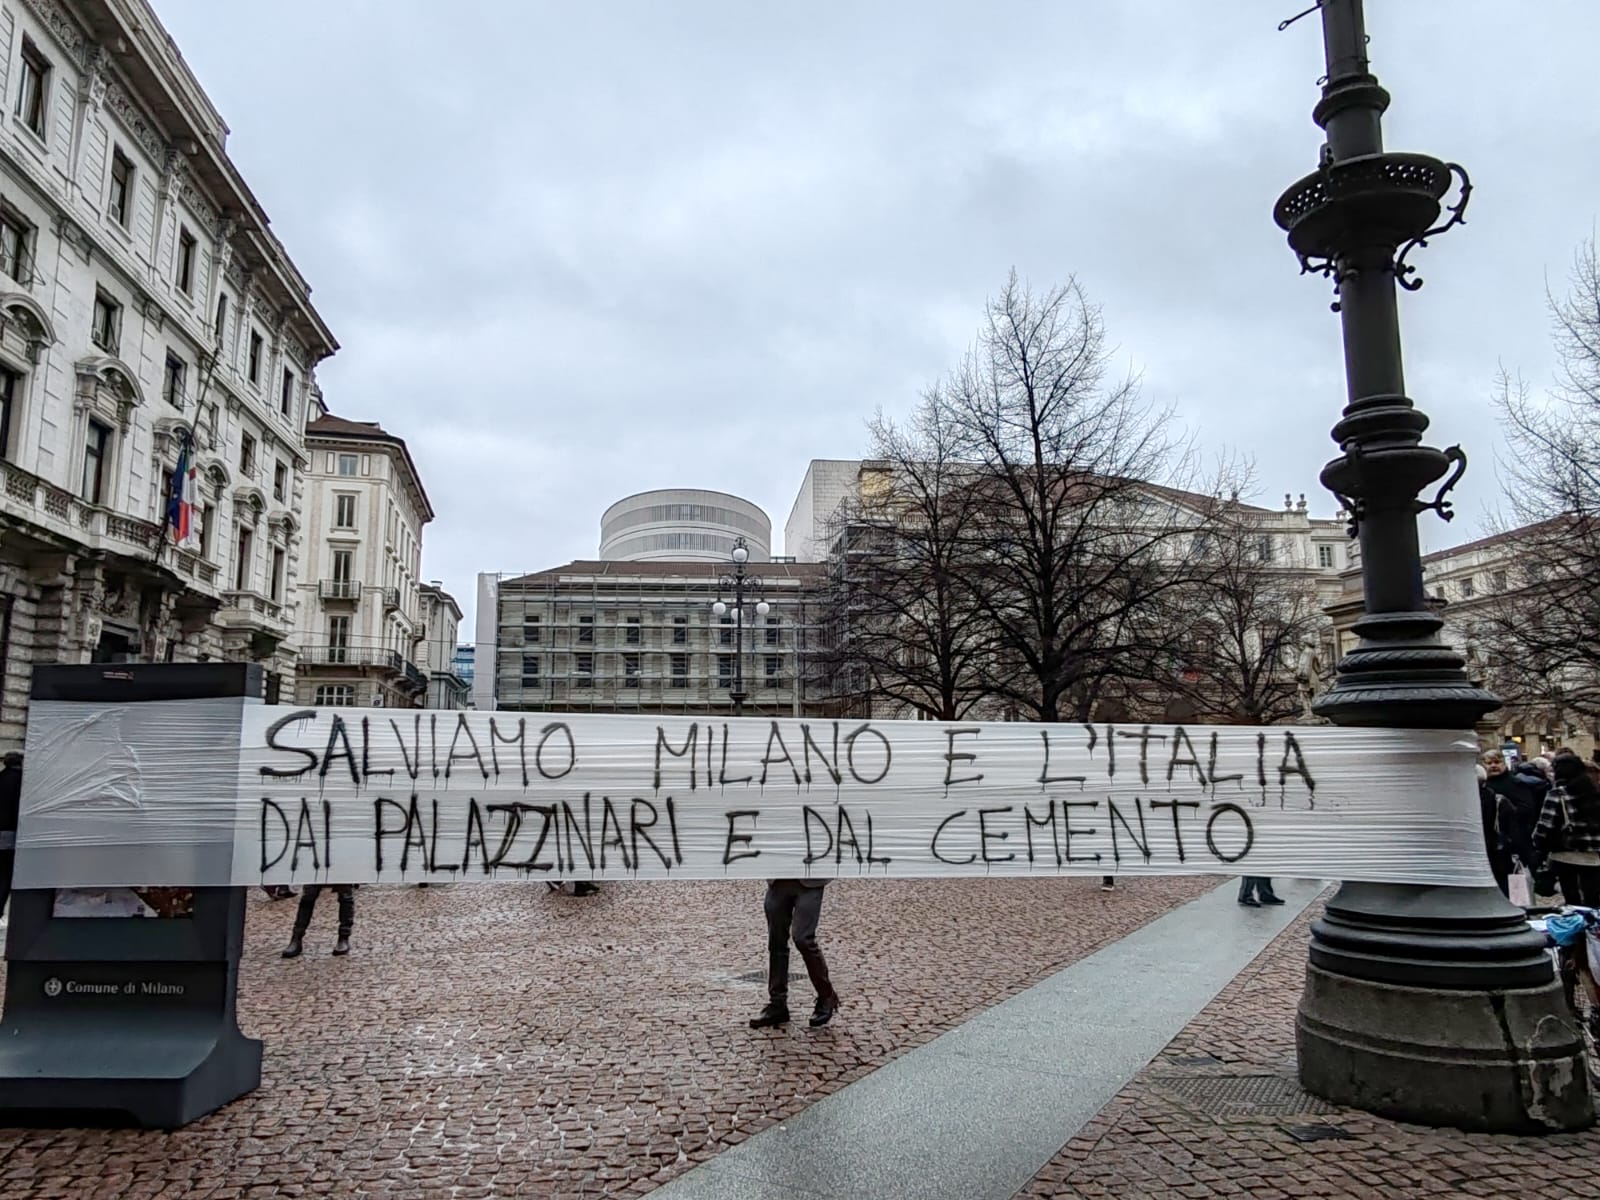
[155,1,1599,618]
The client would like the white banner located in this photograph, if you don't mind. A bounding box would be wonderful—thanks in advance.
[13,702,1493,889]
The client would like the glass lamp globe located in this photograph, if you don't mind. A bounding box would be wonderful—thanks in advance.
[756,601,771,616]
[712,601,727,616]
[732,545,749,564]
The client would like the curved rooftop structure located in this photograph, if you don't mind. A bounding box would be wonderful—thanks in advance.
[600,488,771,563]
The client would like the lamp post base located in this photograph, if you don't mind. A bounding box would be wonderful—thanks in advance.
[1298,882,1592,1133]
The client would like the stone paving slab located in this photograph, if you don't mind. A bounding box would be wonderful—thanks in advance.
[645,879,1322,1200]
[1020,900,1600,1199]
[0,874,1216,1199]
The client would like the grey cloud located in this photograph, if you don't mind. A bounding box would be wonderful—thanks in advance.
[154,0,1600,614]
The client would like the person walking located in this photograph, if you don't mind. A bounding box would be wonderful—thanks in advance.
[750,879,839,1029]
[0,752,21,920]
[1237,876,1285,907]
[282,884,355,958]
[1535,753,1600,908]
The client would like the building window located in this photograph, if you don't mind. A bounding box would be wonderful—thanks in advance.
[199,503,214,559]
[0,365,17,461]
[334,493,356,528]
[81,418,110,504]
[521,654,541,686]
[214,292,229,343]
[625,616,641,645]
[270,547,285,602]
[719,616,733,646]
[765,617,780,646]
[1254,535,1275,563]
[574,653,593,687]
[1317,543,1336,569]
[577,615,594,644]
[91,291,120,354]
[336,453,358,476]
[717,655,734,686]
[15,39,50,139]
[1460,576,1475,599]
[239,432,256,475]
[765,655,781,683]
[671,653,688,687]
[1492,569,1508,591]
[273,460,288,502]
[234,525,254,591]
[163,352,186,408]
[280,367,295,417]
[327,615,350,662]
[176,227,196,294]
[0,206,34,285]
[314,685,356,707]
[108,147,135,228]
[248,330,263,384]
[672,616,687,645]
[330,549,354,593]
[624,653,641,687]
[523,615,541,644]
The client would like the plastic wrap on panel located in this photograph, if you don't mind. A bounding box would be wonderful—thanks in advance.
[14,704,1494,889]
[13,696,250,890]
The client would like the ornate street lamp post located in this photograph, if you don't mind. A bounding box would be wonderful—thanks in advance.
[712,537,768,716]
[1274,0,1590,1131]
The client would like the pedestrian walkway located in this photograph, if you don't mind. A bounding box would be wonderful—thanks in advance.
[644,878,1322,1200]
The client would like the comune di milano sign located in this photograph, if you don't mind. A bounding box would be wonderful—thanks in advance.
[14,703,1492,890]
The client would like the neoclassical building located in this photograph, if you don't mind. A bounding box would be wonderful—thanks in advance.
[291,415,445,710]
[0,0,336,744]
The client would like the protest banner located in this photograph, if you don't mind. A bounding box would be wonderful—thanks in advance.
[12,700,1491,889]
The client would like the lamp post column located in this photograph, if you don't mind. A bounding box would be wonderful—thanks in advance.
[1275,0,1590,1132]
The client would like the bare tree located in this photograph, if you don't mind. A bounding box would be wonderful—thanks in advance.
[809,405,993,720]
[1476,237,1600,721]
[1171,494,1329,725]
[929,271,1211,722]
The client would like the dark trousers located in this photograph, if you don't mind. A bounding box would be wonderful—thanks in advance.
[764,882,833,1007]
[0,850,12,916]
[1555,863,1600,908]
[1238,876,1278,901]
[292,884,354,938]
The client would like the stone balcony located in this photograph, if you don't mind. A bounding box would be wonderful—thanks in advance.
[0,458,220,588]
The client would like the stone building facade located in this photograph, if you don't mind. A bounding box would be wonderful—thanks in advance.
[291,415,435,709]
[0,0,335,746]
[477,560,827,717]
[418,581,466,710]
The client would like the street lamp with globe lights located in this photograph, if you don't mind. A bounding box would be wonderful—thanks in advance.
[712,537,769,715]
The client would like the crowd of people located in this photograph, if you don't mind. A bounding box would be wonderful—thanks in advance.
[1479,747,1600,907]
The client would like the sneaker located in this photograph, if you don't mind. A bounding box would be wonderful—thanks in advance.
[749,1003,790,1029]
[809,992,839,1028]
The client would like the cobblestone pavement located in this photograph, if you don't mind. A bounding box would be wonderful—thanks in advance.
[0,875,1213,1199]
[1021,901,1600,1200]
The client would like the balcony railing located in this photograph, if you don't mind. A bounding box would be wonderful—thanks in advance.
[319,579,361,601]
[301,643,404,671]
[375,586,400,611]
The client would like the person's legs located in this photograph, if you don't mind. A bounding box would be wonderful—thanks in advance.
[1101,876,1115,891]
[0,850,13,919]
[1238,876,1259,905]
[752,884,797,1027]
[790,886,837,1026]
[1258,877,1285,905]
[283,884,322,958]
[333,885,354,956]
